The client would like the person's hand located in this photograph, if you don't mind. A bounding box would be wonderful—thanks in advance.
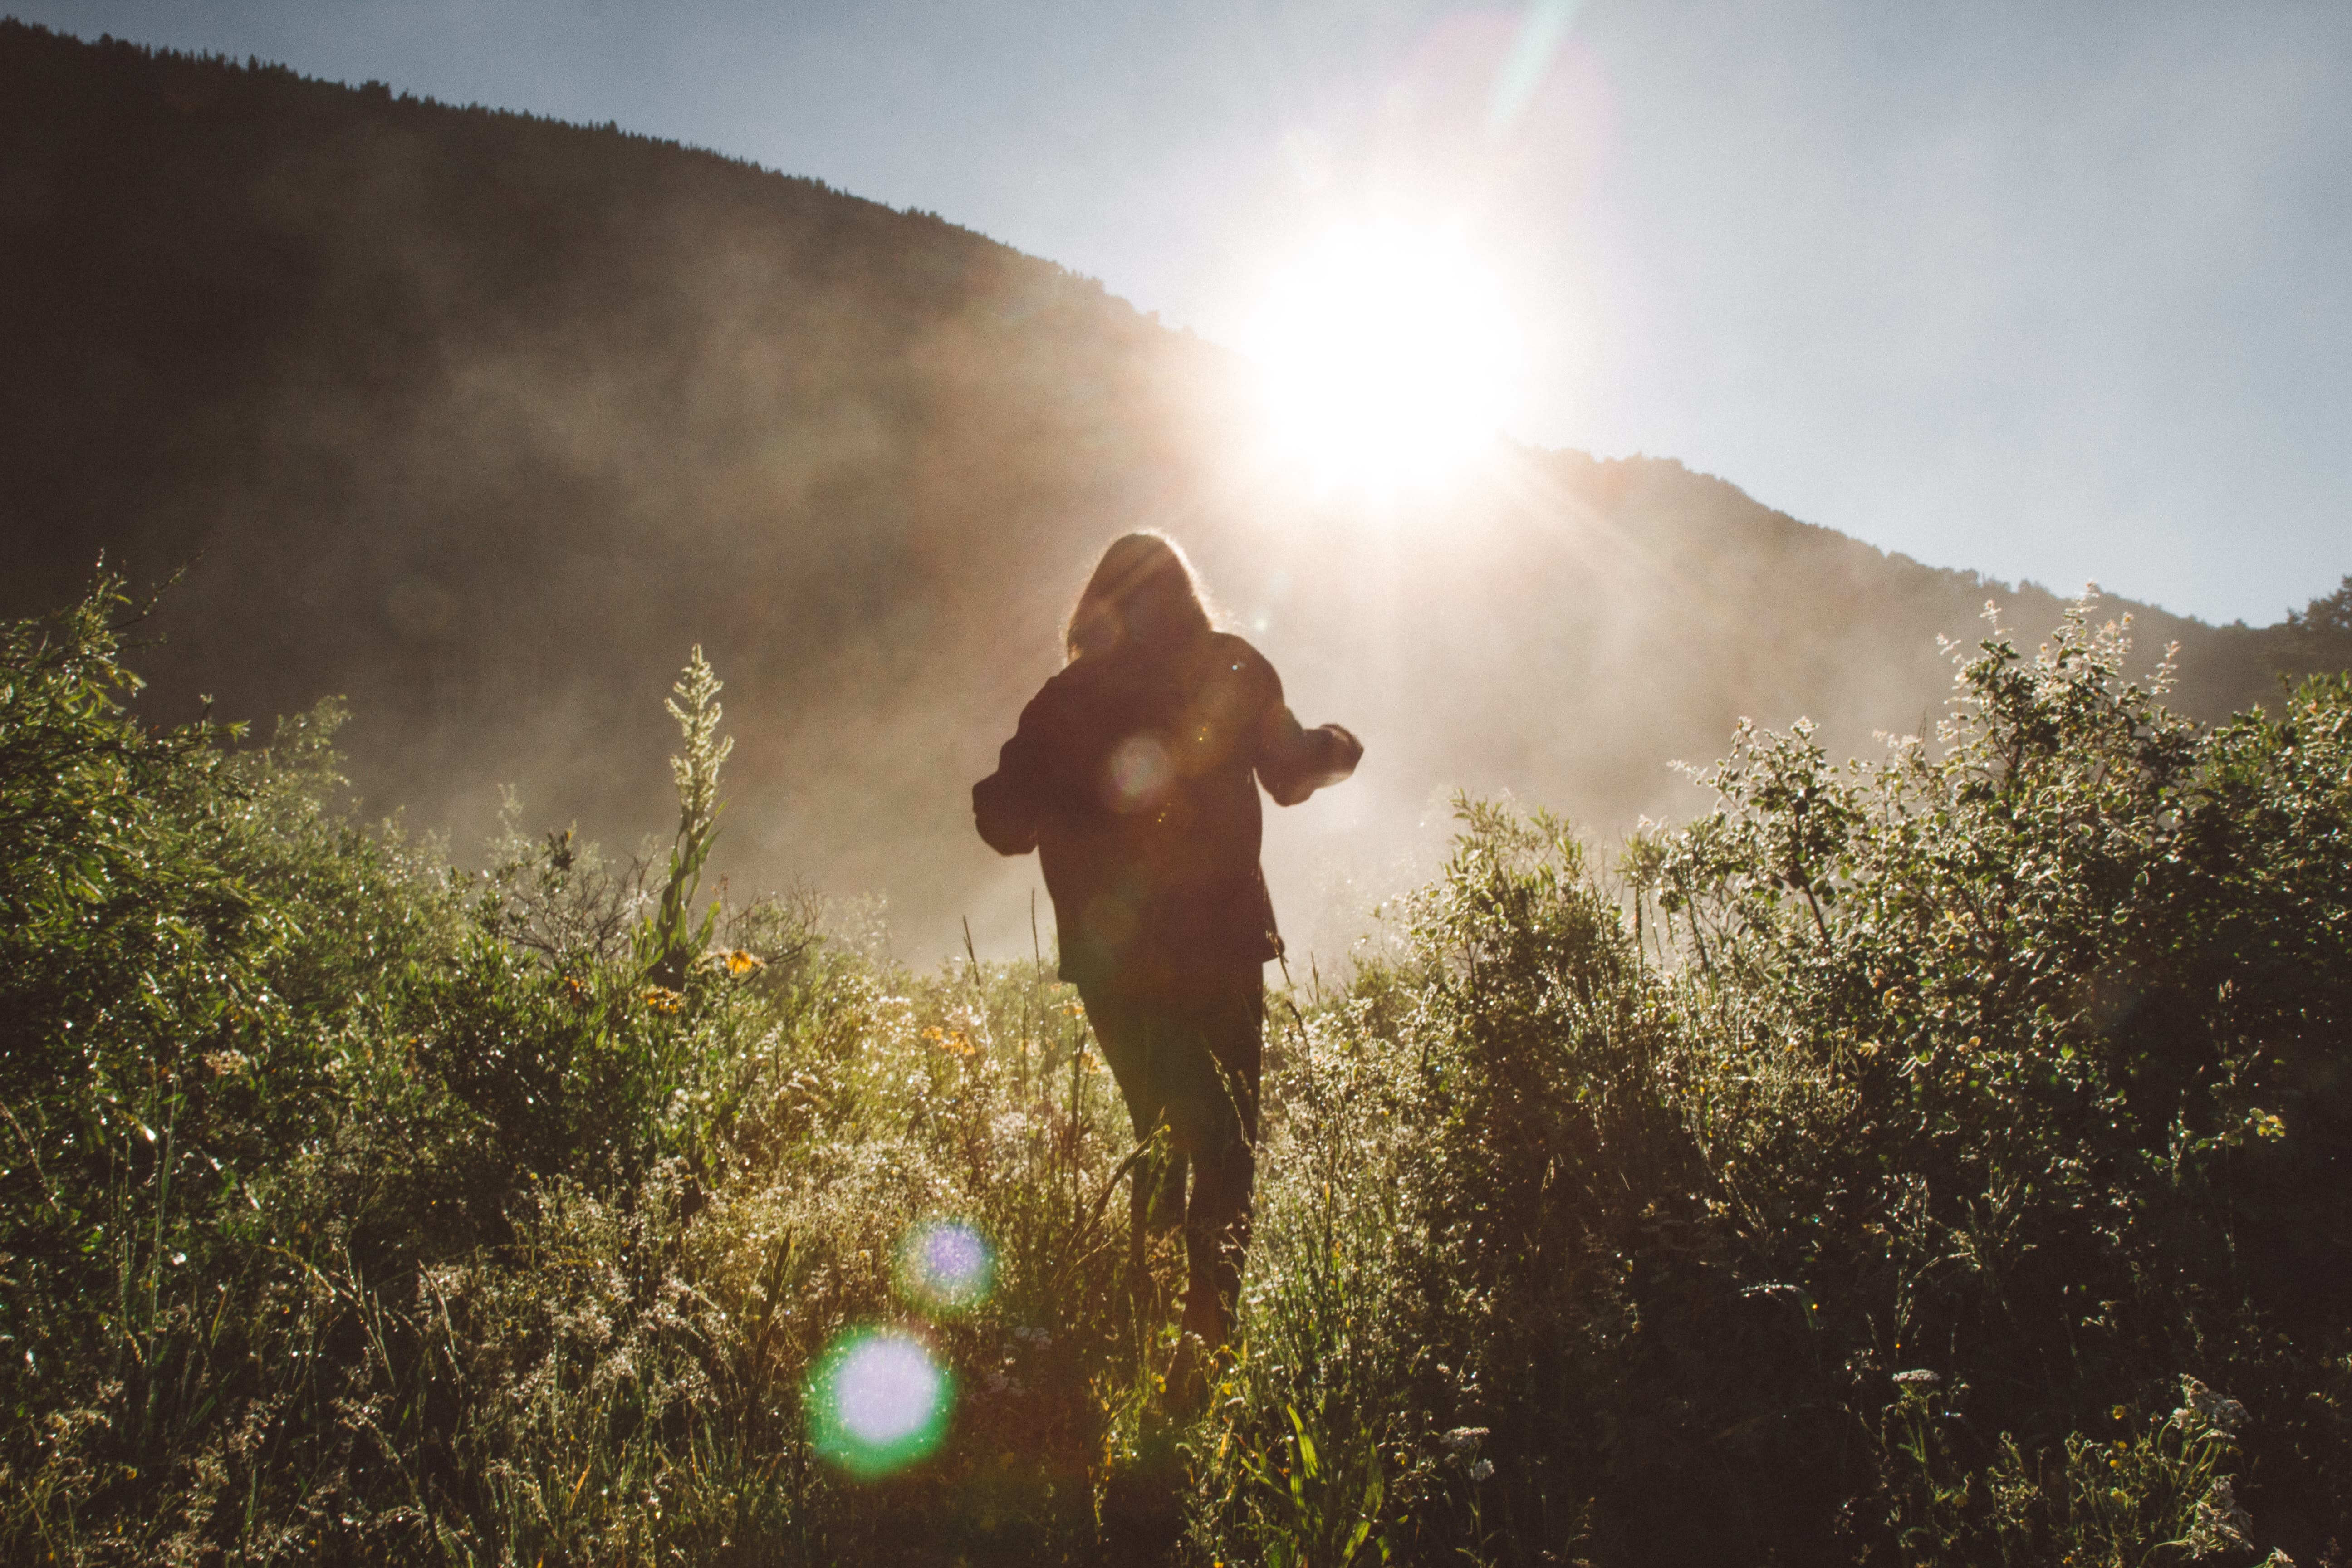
[1314,723,1363,786]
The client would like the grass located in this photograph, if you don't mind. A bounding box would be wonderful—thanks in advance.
[3,580,2347,1565]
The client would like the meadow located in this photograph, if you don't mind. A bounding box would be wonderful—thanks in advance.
[4,577,2347,1566]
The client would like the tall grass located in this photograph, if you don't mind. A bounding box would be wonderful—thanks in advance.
[4,582,2347,1564]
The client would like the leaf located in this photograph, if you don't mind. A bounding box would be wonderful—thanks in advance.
[1288,1403,1320,1477]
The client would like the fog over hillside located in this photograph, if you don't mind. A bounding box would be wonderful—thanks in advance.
[1,22,2326,967]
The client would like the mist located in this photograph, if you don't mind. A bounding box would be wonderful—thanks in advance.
[0,22,2316,973]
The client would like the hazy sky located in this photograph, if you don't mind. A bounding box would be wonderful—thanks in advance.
[19,0,2349,625]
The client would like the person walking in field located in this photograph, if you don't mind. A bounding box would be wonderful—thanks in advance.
[972,532,1361,1399]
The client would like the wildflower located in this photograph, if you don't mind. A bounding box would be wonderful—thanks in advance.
[642,986,686,1015]
[1469,1458,1495,1481]
[705,948,765,976]
[1441,1426,1489,1452]
[922,1026,976,1058]
[1891,1369,1941,1387]
[2185,1477,2253,1553]
[2171,1376,2247,1436]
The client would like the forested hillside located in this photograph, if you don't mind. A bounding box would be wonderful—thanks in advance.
[1,20,2340,969]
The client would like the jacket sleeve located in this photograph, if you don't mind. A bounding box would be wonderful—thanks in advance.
[972,697,1048,855]
[1252,660,1363,808]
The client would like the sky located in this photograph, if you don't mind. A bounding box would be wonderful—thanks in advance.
[17,0,2350,626]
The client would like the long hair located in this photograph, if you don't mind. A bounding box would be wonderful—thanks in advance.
[1064,532,1214,662]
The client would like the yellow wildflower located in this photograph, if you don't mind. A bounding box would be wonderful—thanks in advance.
[922,1025,977,1057]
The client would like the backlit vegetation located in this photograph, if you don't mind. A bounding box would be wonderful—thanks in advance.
[4,579,2347,1564]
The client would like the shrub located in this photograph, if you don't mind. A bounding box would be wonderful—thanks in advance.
[1191,600,2350,1564]
[0,580,1162,1564]
[5,582,2345,1564]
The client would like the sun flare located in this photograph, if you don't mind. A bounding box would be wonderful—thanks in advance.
[1236,212,1524,496]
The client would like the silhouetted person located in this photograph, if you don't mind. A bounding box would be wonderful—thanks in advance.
[973,533,1361,1394]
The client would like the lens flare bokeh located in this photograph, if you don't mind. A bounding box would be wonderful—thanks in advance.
[806,1328,953,1478]
[896,1218,996,1316]
[1104,734,1173,813]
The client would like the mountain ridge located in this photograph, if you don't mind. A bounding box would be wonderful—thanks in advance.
[0,19,2329,963]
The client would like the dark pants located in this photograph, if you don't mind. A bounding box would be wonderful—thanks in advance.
[1081,966,1264,1350]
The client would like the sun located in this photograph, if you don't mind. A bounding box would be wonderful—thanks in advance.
[1234,210,1524,496]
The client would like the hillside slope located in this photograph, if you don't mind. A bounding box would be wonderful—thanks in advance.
[0,21,2319,962]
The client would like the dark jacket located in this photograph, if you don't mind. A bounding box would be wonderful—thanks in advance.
[974,631,1361,990]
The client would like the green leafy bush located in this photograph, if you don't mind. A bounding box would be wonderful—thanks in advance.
[1193,602,2350,1565]
[4,583,2345,1565]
